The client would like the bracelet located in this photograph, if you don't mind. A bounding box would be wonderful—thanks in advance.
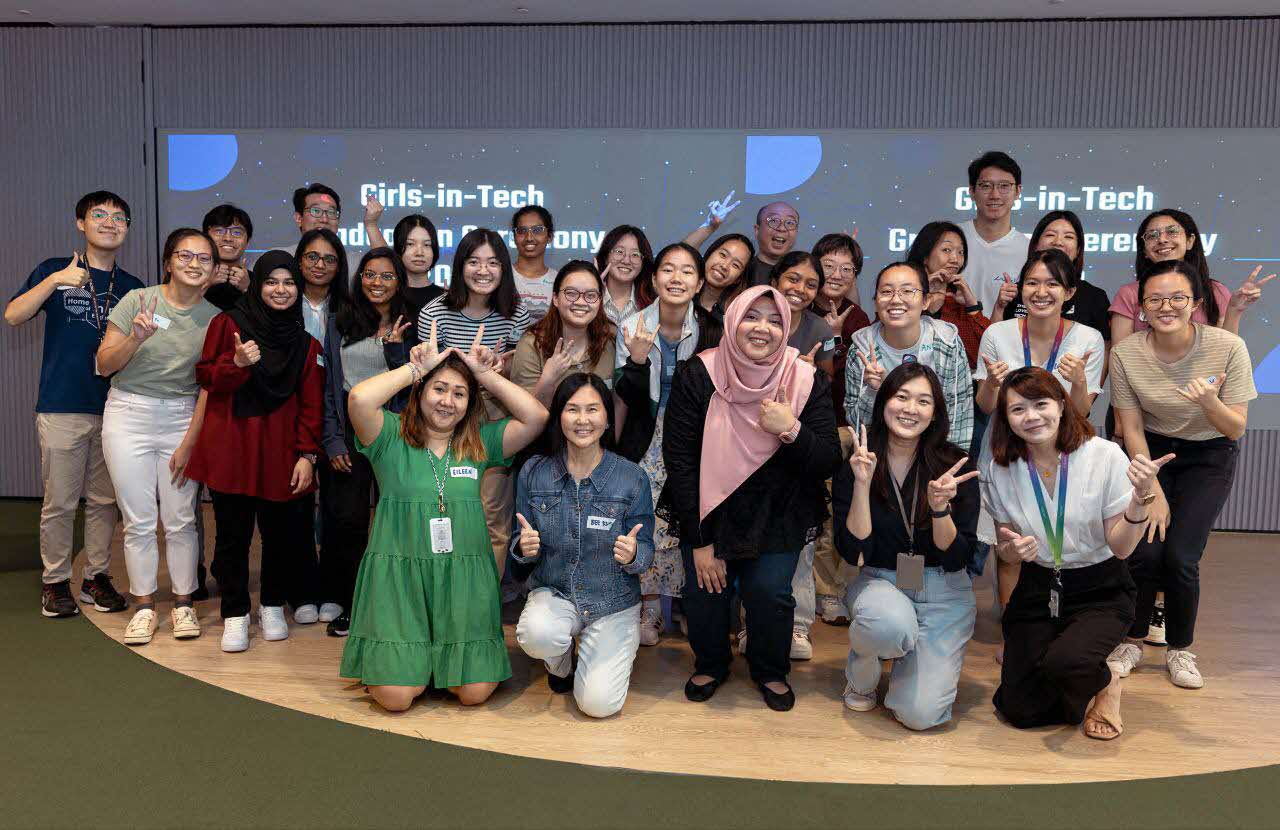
[1123,510,1148,524]
[407,363,423,384]
[930,505,951,518]
[778,419,801,444]
[965,303,982,314]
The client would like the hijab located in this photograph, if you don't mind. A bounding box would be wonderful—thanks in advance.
[226,250,313,418]
[696,285,816,520]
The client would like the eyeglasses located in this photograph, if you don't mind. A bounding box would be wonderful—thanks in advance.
[974,181,1017,195]
[304,206,340,220]
[209,226,246,239]
[361,271,398,283]
[763,216,799,232]
[301,251,339,266]
[89,209,130,226]
[611,247,643,263]
[1141,294,1193,311]
[173,249,213,265]
[514,225,547,237]
[876,287,924,301]
[1141,226,1185,244]
[559,288,600,304]
[822,263,858,279]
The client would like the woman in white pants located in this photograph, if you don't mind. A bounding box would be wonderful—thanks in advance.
[96,228,218,645]
[510,373,655,718]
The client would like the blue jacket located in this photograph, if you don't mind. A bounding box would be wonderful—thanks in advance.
[509,450,655,620]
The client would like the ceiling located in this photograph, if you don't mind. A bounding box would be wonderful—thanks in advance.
[5,0,1280,26]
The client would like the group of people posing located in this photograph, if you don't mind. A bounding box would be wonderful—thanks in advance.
[9,149,1265,738]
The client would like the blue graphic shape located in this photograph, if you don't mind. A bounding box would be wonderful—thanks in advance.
[167,134,238,191]
[1254,344,1280,393]
[744,136,823,195]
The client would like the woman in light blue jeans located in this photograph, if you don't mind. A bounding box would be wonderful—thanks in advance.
[831,362,980,730]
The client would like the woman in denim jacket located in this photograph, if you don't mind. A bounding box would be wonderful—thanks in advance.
[510,373,656,718]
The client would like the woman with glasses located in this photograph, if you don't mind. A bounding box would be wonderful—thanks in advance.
[594,225,656,325]
[316,247,416,637]
[695,233,755,323]
[1106,261,1255,691]
[95,229,219,645]
[844,262,975,449]
[511,206,558,323]
[294,229,351,347]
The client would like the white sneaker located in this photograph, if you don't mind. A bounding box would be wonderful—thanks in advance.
[1107,642,1143,678]
[221,614,250,652]
[1144,601,1167,646]
[260,606,289,641]
[318,602,343,623]
[818,595,850,626]
[1166,649,1204,689]
[171,605,201,639]
[123,608,157,645]
[293,604,319,625]
[735,629,748,655]
[639,605,662,647]
[790,629,813,661]
[843,683,877,712]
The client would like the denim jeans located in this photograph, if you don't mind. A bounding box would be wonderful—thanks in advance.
[516,588,641,718]
[845,566,977,731]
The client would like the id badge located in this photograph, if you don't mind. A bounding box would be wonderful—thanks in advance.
[1049,569,1063,619]
[429,517,454,554]
[896,552,925,592]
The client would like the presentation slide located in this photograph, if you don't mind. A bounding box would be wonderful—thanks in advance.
[159,129,1280,426]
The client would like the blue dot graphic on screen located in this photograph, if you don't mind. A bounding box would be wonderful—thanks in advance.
[744,136,823,195]
[167,134,239,192]
[1254,345,1280,394]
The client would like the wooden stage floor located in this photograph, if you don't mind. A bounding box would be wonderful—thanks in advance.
[86,519,1280,786]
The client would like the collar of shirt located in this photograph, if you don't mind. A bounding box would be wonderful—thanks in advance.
[549,449,619,495]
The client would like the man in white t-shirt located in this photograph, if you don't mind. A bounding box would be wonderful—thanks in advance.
[511,205,556,323]
[959,151,1031,319]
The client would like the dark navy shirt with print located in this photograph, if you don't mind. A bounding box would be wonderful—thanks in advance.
[13,257,144,414]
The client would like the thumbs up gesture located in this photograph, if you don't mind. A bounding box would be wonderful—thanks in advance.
[232,331,261,368]
[758,386,797,436]
[997,526,1039,563]
[515,512,541,559]
[52,252,91,289]
[613,524,643,565]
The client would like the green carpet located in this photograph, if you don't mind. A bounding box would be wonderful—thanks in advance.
[2,506,1277,828]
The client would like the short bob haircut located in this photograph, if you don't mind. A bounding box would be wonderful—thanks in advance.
[874,260,929,295]
[1027,210,1085,275]
[444,227,520,318]
[905,221,968,274]
[160,227,215,285]
[1017,247,1079,295]
[76,190,131,223]
[988,366,1095,466]
[512,204,555,237]
[392,214,440,268]
[401,352,487,463]
[768,250,825,292]
[811,233,864,276]
[967,151,1022,188]
[201,203,254,240]
[594,224,656,309]
[292,183,341,215]
[1134,209,1220,327]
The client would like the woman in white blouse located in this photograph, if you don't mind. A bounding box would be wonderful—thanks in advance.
[982,367,1168,740]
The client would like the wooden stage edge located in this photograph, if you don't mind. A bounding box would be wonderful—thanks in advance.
[86,524,1280,786]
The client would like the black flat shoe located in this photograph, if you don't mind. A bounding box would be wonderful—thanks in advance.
[758,681,795,712]
[548,652,577,694]
[326,613,350,637]
[684,674,727,702]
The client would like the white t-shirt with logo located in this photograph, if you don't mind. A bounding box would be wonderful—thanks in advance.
[958,220,1031,317]
[513,265,556,323]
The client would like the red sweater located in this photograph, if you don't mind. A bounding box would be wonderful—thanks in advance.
[937,295,990,370]
[186,313,325,502]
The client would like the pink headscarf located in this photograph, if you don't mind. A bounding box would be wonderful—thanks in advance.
[696,285,816,521]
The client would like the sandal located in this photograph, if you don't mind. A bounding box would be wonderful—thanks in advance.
[1083,708,1123,740]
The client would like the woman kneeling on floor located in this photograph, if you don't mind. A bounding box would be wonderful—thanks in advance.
[339,322,547,712]
[831,362,980,729]
[509,373,655,718]
[983,367,1167,739]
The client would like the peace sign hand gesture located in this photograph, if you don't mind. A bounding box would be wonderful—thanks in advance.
[409,319,449,375]
[515,513,540,559]
[797,342,822,365]
[613,524,644,565]
[131,294,160,343]
[1176,374,1224,408]
[703,189,742,228]
[1228,266,1276,312]
[383,315,412,344]
[857,349,885,391]
[625,316,656,364]
[927,457,980,511]
[232,331,260,368]
[848,423,877,486]
[997,526,1039,563]
[1055,350,1093,389]
[758,387,796,436]
[823,303,855,337]
[543,337,586,383]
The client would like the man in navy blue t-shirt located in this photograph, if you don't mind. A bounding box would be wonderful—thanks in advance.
[5,191,144,619]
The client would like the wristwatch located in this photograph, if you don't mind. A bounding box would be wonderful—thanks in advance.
[1136,491,1157,505]
[300,453,317,467]
[930,505,952,518]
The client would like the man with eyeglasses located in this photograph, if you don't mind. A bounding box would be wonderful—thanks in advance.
[749,202,801,287]
[5,190,144,619]
[201,203,254,312]
[958,151,1031,318]
[511,205,557,323]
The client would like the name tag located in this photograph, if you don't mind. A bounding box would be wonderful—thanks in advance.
[587,515,615,530]
[430,517,454,554]
[450,466,478,479]
[316,354,325,367]
[822,337,837,352]
[151,313,172,330]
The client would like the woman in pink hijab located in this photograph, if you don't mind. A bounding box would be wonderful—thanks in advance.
[662,285,841,710]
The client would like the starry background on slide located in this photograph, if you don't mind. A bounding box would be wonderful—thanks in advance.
[160,128,1280,423]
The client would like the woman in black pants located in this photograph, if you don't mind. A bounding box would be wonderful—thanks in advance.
[983,367,1167,739]
[1107,261,1256,689]
[662,285,840,711]
[318,247,415,636]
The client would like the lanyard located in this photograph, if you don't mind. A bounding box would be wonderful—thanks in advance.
[85,257,117,339]
[1025,453,1068,569]
[428,439,453,514]
[1021,317,1065,372]
[888,467,919,552]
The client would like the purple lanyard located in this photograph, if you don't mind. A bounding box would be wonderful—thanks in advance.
[1021,317,1064,372]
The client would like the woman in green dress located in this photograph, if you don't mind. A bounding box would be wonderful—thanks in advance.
[340,321,548,711]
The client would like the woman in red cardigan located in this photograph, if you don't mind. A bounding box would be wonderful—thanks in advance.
[186,251,325,653]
